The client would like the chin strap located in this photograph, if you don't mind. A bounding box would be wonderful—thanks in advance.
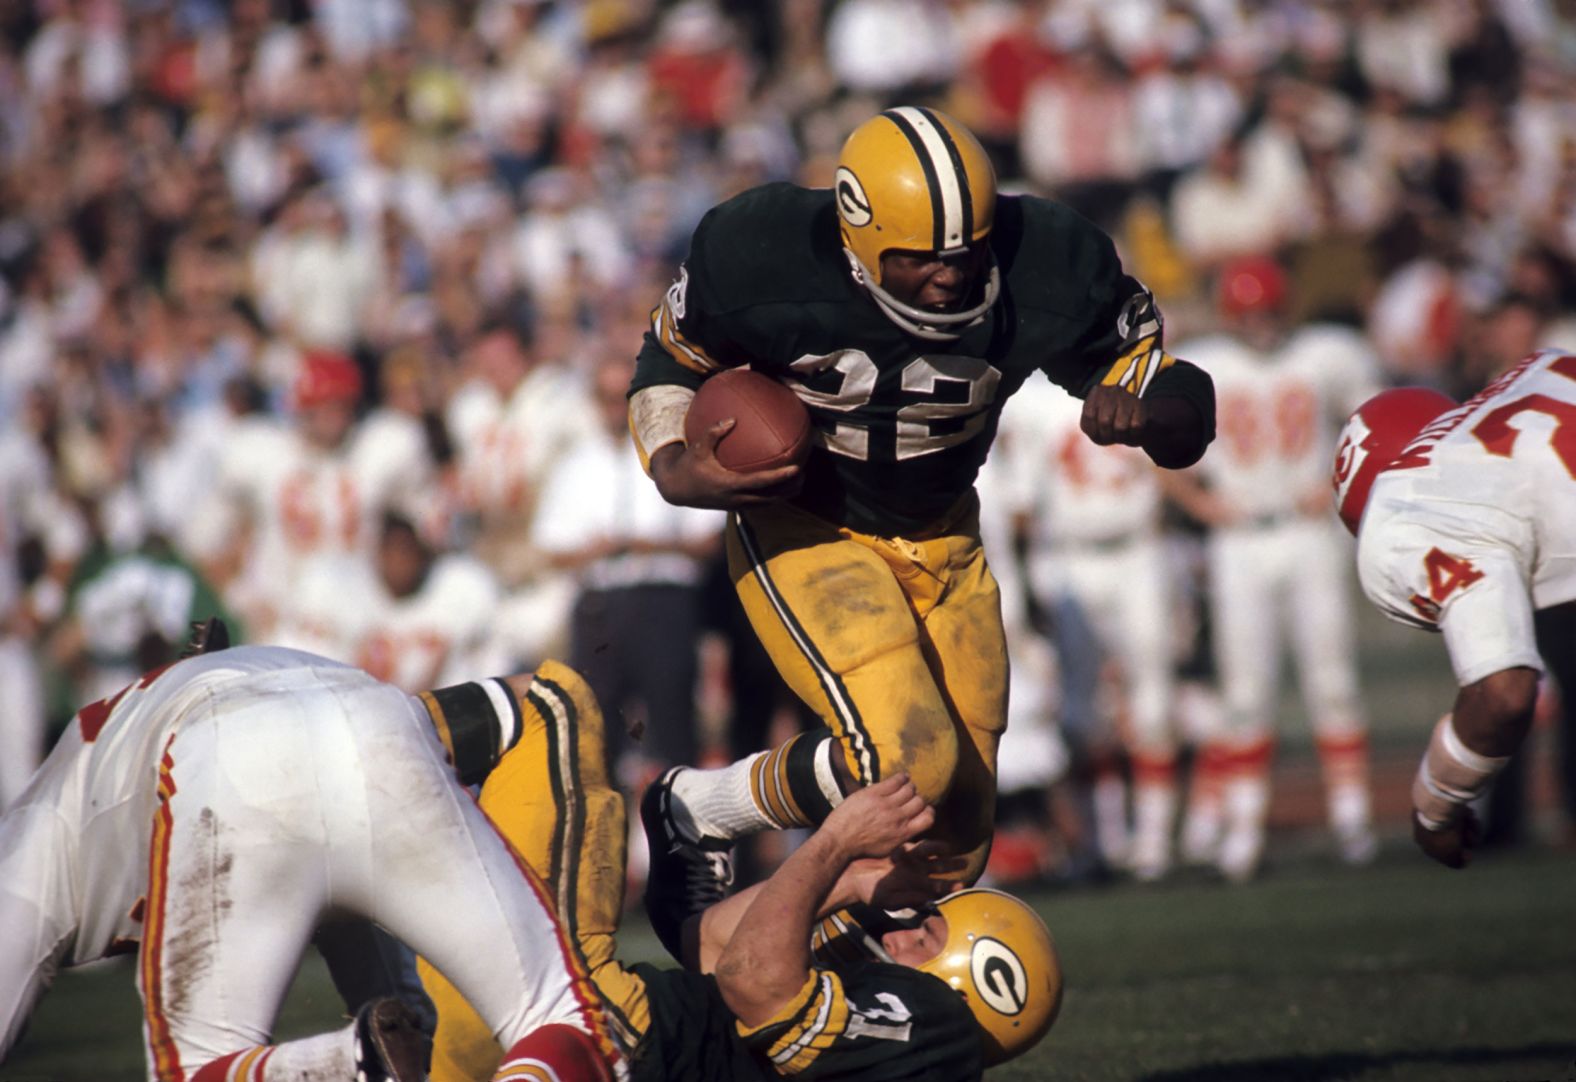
[845,250,1000,342]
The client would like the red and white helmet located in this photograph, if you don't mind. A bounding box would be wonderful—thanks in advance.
[1332,387,1457,535]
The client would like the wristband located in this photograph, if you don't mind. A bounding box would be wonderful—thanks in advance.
[1411,714,1509,831]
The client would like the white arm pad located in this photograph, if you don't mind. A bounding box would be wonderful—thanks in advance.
[1411,714,1510,831]
[630,384,697,471]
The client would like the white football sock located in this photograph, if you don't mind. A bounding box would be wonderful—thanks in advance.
[669,752,775,842]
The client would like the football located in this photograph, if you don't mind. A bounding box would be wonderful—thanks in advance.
[684,368,813,473]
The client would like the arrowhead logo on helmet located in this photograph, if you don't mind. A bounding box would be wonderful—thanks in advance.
[1332,387,1459,535]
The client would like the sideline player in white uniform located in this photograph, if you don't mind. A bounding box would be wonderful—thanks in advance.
[999,376,1175,879]
[0,644,621,1081]
[1335,349,1576,868]
[191,351,433,641]
[279,512,506,692]
[447,320,597,667]
[972,433,1068,882]
[1167,256,1381,880]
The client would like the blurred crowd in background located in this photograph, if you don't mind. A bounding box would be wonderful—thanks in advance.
[3,0,1576,885]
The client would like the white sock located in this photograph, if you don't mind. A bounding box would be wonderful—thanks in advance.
[1133,782,1178,843]
[1092,773,1130,863]
[670,753,775,842]
[260,1024,355,1079]
[1328,782,1371,836]
[1224,774,1270,829]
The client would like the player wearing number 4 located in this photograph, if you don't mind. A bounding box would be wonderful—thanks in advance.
[627,106,1215,897]
[1335,348,1576,869]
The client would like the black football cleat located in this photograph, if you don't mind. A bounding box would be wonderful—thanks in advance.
[353,997,431,1082]
[640,767,735,963]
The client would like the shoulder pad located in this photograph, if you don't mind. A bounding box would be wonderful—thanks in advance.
[688,184,848,314]
[993,195,1123,316]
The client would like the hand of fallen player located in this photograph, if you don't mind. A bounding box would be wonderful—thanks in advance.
[649,420,802,509]
[1413,806,1481,869]
[841,841,967,909]
[1081,384,1149,447]
[823,773,936,862]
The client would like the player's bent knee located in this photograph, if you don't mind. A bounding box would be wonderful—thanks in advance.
[532,659,596,713]
[496,1024,616,1082]
[877,717,958,805]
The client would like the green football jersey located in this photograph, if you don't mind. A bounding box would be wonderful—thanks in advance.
[631,960,983,1081]
[633,182,1214,534]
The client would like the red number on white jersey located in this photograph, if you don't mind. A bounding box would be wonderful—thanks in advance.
[1273,383,1317,458]
[1054,428,1141,492]
[1217,383,1318,465]
[357,629,449,691]
[1422,547,1484,604]
[1470,355,1576,478]
[280,469,362,553]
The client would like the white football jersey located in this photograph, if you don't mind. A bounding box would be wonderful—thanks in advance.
[278,552,505,691]
[1183,324,1380,519]
[353,407,436,520]
[997,376,1161,546]
[1359,349,1576,685]
[207,416,431,586]
[450,364,596,520]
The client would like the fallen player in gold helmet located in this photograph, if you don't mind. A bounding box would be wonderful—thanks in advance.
[414,661,1064,1081]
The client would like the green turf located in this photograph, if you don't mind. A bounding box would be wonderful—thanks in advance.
[10,844,1574,1082]
[6,588,1566,1081]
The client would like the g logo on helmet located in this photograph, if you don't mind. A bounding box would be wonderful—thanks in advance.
[835,167,872,227]
[970,937,1028,1017]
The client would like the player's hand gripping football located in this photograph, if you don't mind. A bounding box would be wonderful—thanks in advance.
[822,773,936,863]
[649,420,802,510]
[1413,805,1482,870]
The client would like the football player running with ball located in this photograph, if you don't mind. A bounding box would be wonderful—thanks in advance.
[1334,349,1576,869]
[627,107,1216,921]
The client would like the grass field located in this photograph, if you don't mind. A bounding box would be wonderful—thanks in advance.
[10,842,1575,1082]
[8,596,1576,1081]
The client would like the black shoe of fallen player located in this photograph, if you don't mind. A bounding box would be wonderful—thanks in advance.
[640,767,735,964]
[353,997,431,1082]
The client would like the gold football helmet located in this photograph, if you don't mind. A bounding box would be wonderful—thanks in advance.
[919,888,1063,1066]
[835,106,1000,340]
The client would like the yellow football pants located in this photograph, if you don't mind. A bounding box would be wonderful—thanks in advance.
[418,661,649,1082]
[727,495,1007,881]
